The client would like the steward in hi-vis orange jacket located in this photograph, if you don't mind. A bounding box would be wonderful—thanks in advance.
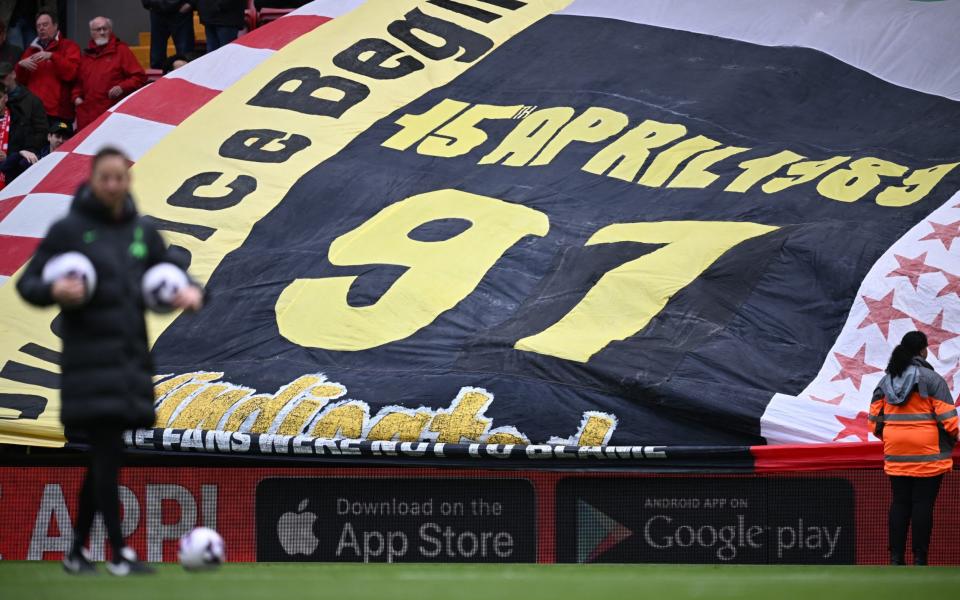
[871,331,956,566]
[869,357,958,477]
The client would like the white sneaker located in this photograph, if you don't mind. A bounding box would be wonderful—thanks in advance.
[106,547,155,576]
[62,546,96,575]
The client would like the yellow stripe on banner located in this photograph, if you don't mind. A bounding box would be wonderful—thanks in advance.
[0,0,571,446]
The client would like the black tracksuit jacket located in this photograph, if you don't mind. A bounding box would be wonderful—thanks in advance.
[17,184,184,429]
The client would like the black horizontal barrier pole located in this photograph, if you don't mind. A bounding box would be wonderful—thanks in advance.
[86,427,757,471]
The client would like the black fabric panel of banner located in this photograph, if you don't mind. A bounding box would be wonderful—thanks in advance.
[152,15,960,447]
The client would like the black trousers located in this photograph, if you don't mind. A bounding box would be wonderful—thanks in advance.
[71,427,126,559]
[149,10,196,69]
[888,474,943,560]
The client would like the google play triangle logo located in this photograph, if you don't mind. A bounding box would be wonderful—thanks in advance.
[577,499,632,563]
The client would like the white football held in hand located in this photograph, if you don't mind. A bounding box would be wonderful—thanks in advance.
[142,262,189,313]
[42,252,97,302]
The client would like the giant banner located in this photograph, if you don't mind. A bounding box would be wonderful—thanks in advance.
[0,0,959,451]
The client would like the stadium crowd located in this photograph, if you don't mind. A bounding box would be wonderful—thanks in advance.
[0,0,308,190]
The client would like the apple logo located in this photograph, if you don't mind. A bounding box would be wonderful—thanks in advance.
[277,498,319,555]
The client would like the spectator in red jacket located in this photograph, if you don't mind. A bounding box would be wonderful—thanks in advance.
[15,11,79,123]
[72,17,146,132]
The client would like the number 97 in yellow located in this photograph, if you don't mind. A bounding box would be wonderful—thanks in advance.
[275,188,777,363]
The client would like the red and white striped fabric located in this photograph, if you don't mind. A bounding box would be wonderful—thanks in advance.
[0,0,362,288]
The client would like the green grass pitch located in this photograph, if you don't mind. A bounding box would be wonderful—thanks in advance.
[1,562,958,600]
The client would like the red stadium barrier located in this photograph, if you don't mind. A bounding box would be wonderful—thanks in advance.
[2,463,957,565]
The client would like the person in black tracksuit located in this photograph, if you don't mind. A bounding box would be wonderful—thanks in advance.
[17,147,203,576]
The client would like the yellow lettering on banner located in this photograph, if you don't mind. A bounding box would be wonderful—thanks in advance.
[367,411,432,441]
[725,150,804,193]
[577,414,616,446]
[384,99,957,206]
[276,189,549,350]
[249,375,320,432]
[154,372,215,399]
[154,373,225,427]
[0,0,571,446]
[582,119,687,182]
[816,157,908,203]
[310,384,348,400]
[381,98,469,151]
[383,101,957,208]
[529,106,629,166]
[668,145,750,189]
[171,385,253,429]
[277,383,347,435]
[486,431,526,444]
[515,221,778,362]
[223,394,271,432]
[637,135,722,188]
[877,162,960,207]
[218,375,322,433]
[276,399,322,436]
[275,383,346,435]
[761,156,850,194]
[309,402,367,439]
[429,389,492,443]
[479,106,575,166]
[417,103,521,157]
[139,372,623,444]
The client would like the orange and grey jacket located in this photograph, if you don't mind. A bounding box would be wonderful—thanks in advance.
[869,358,958,477]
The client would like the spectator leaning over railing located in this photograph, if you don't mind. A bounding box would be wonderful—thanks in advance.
[15,11,79,124]
[72,16,146,132]
[197,0,245,53]
[0,61,46,183]
[0,18,22,65]
[141,0,195,70]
